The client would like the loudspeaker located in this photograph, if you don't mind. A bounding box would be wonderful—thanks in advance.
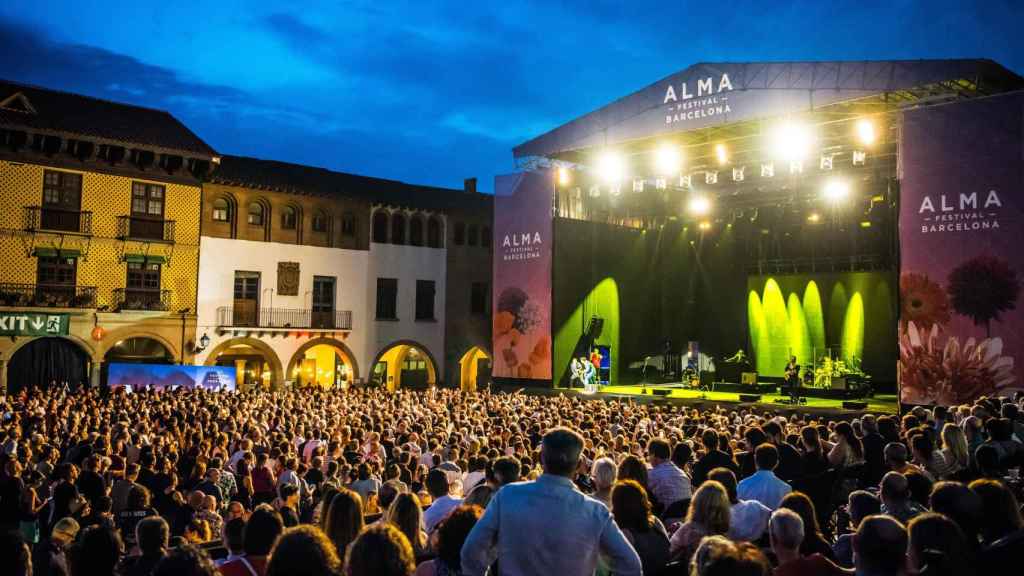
[832,377,847,390]
[741,372,758,385]
[739,394,762,403]
[842,401,868,410]
[652,389,671,397]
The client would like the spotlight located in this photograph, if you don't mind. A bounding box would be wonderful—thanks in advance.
[860,220,872,228]
[557,167,571,186]
[856,118,876,146]
[807,212,821,223]
[597,151,625,183]
[655,144,681,175]
[698,220,711,231]
[715,143,728,165]
[823,179,850,202]
[773,122,814,160]
[688,195,711,216]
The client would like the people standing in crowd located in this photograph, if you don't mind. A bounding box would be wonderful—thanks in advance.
[265,525,341,576]
[118,516,168,576]
[346,524,416,576]
[646,438,692,513]
[385,492,428,558]
[589,457,617,508]
[691,429,739,488]
[323,488,364,567]
[414,505,481,576]
[220,504,284,576]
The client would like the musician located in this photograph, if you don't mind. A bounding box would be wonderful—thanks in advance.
[783,356,801,403]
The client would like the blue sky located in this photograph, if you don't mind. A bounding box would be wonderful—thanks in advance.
[2,1,1022,191]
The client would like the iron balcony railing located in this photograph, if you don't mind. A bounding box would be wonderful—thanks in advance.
[112,288,171,311]
[116,215,175,243]
[24,206,93,235]
[217,306,353,330]
[0,283,97,308]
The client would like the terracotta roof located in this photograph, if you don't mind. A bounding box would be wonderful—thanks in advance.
[212,155,491,212]
[0,78,218,158]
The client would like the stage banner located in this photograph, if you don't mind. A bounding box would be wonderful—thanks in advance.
[108,363,237,392]
[492,171,553,382]
[899,92,1024,406]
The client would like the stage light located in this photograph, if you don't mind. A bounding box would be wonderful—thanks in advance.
[852,150,867,166]
[705,171,718,184]
[761,162,775,178]
[823,179,850,202]
[856,118,876,146]
[807,212,821,223]
[557,167,571,186]
[732,166,745,182]
[598,151,625,183]
[860,220,872,228]
[655,144,681,175]
[632,179,645,192]
[772,121,814,161]
[715,143,728,165]
[698,220,711,231]
[688,195,711,216]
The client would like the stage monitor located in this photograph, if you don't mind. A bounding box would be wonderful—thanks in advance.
[108,363,236,392]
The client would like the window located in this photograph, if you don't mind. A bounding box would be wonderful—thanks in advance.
[311,276,336,328]
[247,202,264,226]
[42,170,81,209]
[131,182,165,217]
[372,211,388,242]
[415,280,435,321]
[233,271,260,326]
[281,205,297,230]
[342,212,356,237]
[471,282,488,315]
[410,216,424,246]
[454,222,465,245]
[482,226,491,248]
[312,211,328,233]
[391,213,406,244]
[376,278,398,320]
[212,198,230,222]
[427,217,442,248]
[36,256,76,286]
[467,225,479,246]
[127,262,161,290]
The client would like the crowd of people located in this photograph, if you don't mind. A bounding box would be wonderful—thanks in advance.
[1,384,1022,576]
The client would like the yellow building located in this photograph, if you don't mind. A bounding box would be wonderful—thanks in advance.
[0,81,218,393]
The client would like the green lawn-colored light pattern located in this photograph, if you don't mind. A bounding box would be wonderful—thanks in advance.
[749,291,768,373]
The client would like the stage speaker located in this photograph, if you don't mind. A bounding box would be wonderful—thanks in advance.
[652,389,670,397]
[832,377,847,390]
[741,372,758,385]
[842,401,868,410]
[739,394,762,403]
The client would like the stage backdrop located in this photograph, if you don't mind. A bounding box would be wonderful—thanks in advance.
[899,91,1024,406]
[492,172,553,382]
[108,363,237,392]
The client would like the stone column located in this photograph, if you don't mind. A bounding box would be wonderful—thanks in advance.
[0,359,7,395]
[90,360,103,388]
[235,359,247,391]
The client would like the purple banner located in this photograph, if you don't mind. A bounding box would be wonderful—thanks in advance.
[899,92,1024,405]
[492,172,553,381]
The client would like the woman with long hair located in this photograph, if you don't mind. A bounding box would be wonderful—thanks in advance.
[799,426,829,477]
[611,480,670,576]
[668,480,730,565]
[827,422,864,468]
[778,491,835,560]
[936,424,969,479]
[266,525,341,576]
[385,492,428,557]
[617,455,649,494]
[413,505,481,576]
[907,513,974,576]
[323,488,364,564]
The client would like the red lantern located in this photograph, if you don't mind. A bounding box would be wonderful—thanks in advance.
[91,325,106,341]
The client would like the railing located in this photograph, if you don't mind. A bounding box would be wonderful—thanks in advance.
[112,288,171,311]
[117,215,175,242]
[0,283,97,308]
[24,206,93,235]
[217,306,353,330]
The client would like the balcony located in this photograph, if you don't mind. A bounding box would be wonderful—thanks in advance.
[117,216,175,243]
[0,283,97,308]
[216,306,353,331]
[24,206,93,235]
[112,288,171,312]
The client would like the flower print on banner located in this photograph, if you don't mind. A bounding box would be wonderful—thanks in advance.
[900,272,951,329]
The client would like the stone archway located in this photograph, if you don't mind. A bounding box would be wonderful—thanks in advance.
[458,346,491,393]
[5,336,93,393]
[204,337,284,390]
[371,340,438,391]
[286,337,359,389]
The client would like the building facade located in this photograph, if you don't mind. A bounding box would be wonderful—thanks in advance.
[0,80,218,393]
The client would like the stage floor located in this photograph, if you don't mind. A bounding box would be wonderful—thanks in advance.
[593,384,899,415]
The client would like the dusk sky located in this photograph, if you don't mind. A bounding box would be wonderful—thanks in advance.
[2,1,1022,191]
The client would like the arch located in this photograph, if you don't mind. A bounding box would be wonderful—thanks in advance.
[98,328,179,362]
[312,209,330,234]
[247,198,271,241]
[286,337,360,389]
[458,346,491,393]
[204,337,284,390]
[391,212,406,244]
[6,336,92,393]
[280,204,297,230]
[409,215,424,246]
[210,193,238,238]
[342,211,357,238]
[103,336,174,363]
[370,340,438,391]
[427,216,443,248]
[372,210,388,243]
[2,333,98,363]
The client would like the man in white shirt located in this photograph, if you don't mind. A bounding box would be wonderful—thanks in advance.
[423,468,463,533]
[737,443,792,510]
[708,467,771,542]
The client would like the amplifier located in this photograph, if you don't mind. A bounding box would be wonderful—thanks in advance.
[741,372,758,385]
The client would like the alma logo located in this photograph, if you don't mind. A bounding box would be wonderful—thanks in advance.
[918,190,1002,213]
[503,232,542,248]
[664,73,734,103]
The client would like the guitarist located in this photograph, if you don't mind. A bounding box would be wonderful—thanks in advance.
[784,356,801,404]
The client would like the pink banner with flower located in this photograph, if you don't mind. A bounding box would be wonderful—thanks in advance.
[898,92,1024,405]
[492,172,553,382]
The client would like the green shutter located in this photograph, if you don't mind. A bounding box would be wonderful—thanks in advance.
[32,247,81,258]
